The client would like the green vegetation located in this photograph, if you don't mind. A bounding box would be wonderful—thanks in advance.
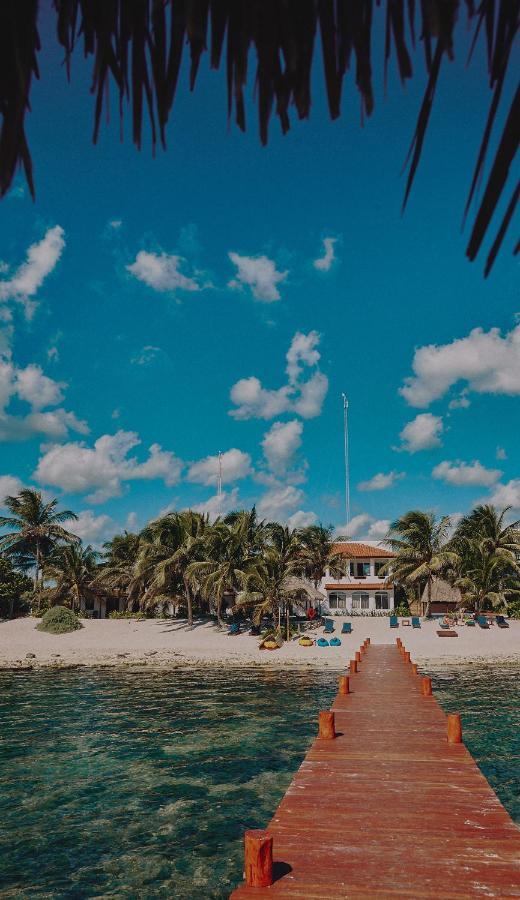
[0,558,32,618]
[0,486,518,624]
[36,606,82,634]
[388,506,520,614]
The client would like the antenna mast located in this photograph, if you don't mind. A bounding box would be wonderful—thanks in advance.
[217,450,223,498]
[342,394,350,529]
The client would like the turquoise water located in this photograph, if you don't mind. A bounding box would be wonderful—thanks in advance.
[0,665,518,899]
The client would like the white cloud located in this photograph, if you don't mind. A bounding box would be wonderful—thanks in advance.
[400,323,520,408]
[0,226,65,318]
[358,471,404,491]
[262,420,303,476]
[0,475,24,505]
[285,331,321,383]
[257,484,304,521]
[131,345,164,366]
[187,448,251,487]
[127,250,203,293]
[287,509,318,529]
[192,487,240,520]
[432,460,502,487]
[126,511,138,531]
[367,519,391,539]
[230,331,328,420]
[67,510,115,543]
[34,430,183,504]
[228,252,288,302]
[0,359,87,442]
[313,237,337,272]
[448,389,471,410]
[109,219,122,230]
[15,364,65,409]
[482,479,520,512]
[336,513,389,540]
[335,513,372,538]
[496,446,507,460]
[398,413,443,453]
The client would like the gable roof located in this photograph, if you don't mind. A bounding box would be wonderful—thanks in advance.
[332,542,395,559]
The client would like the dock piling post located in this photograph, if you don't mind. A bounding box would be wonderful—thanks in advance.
[339,675,350,695]
[349,659,358,675]
[244,830,273,887]
[411,663,418,675]
[318,710,336,739]
[396,638,402,648]
[365,638,370,647]
[447,713,463,744]
[404,651,411,664]
[421,676,432,696]
[355,650,361,663]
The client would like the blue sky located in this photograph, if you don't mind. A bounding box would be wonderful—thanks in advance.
[0,8,518,545]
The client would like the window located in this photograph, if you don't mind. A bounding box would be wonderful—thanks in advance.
[374,561,386,577]
[375,592,389,610]
[351,561,370,578]
[352,592,369,610]
[329,591,347,610]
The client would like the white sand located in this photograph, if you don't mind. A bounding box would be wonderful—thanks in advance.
[0,615,518,670]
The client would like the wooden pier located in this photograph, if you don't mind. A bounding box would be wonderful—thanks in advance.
[231,641,520,899]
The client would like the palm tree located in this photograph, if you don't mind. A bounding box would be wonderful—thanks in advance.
[135,511,209,624]
[297,524,347,590]
[45,543,100,613]
[186,517,254,627]
[0,489,78,592]
[94,531,141,611]
[384,511,459,616]
[224,507,268,555]
[450,506,520,613]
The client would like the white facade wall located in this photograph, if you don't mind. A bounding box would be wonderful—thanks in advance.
[318,556,395,614]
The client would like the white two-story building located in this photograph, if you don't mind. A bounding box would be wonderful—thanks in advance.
[319,542,396,614]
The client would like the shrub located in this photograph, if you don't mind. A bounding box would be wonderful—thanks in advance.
[37,605,82,634]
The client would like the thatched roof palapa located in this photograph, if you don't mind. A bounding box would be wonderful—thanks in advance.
[1,1,518,275]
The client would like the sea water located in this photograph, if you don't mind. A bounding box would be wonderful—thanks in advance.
[0,665,518,899]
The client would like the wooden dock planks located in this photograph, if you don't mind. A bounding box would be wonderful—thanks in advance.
[230,644,520,899]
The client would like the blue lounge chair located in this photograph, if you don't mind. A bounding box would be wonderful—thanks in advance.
[412,616,421,628]
[329,637,342,647]
[228,622,241,635]
[496,615,509,629]
[477,615,489,629]
[465,618,476,626]
[324,619,335,634]
[317,637,329,647]
[389,615,399,628]
[341,622,352,635]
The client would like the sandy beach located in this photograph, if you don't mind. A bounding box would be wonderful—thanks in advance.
[1,616,519,670]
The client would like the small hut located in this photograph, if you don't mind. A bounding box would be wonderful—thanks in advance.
[414,579,462,616]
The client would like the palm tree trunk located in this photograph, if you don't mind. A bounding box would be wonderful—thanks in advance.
[184,578,193,627]
[425,575,432,617]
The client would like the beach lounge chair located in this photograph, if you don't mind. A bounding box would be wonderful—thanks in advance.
[228,622,241,635]
[412,616,421,628]
[341,622,352,635]
[389,615,399,628]
[477,615,490,629]
[324,619,335,634]
[465,618,476,626]
[496,615,509,629]
[329,637,341,647]
[249,624,261,636]
[317,637,329,647]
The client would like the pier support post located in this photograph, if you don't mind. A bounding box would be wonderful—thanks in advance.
[318,710,336,739]
[396,638,402,648]
[365,638,370,647]
[447,713,463,744]
[421,676,432,696]
[349,659,358,675]
[404,651,411,664]
[339,675,350,695]
[411,663,419,676]
[355,651,361,663]
[244,830,273,887]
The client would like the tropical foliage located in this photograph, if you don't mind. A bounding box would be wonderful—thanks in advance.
[386,506,520,615]
[0,486,519,622]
